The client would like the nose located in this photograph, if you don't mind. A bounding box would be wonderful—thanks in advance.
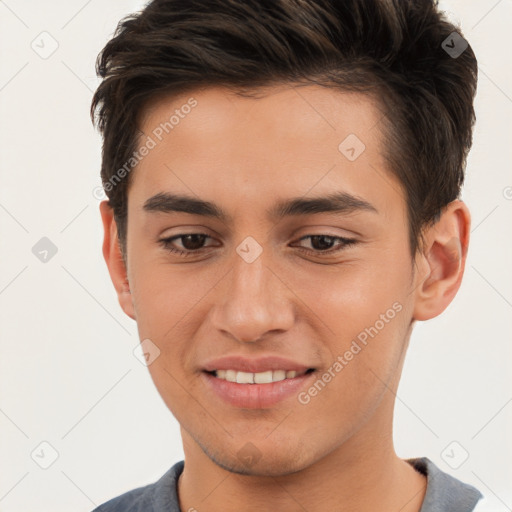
[210,247,295,344]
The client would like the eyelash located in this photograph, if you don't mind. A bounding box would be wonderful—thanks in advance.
[158,233,358,258]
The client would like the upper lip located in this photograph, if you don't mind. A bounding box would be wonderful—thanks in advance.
[202,355,314,374]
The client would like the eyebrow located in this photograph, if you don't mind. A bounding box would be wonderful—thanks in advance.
[142,191,378,222]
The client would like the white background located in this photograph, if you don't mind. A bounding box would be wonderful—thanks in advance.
[0,1,510,511]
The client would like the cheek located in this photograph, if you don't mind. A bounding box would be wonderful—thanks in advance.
[291,265,411,437]
[286,256,412,386]
[288,255,410,331]
[130,252,216,335]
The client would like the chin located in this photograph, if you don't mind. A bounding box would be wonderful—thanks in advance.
[206,443,313,477]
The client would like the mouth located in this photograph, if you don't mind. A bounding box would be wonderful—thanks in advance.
[201,368,317,409]
[204,368,315,384]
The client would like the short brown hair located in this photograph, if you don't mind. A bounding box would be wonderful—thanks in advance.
[91,0,478,260]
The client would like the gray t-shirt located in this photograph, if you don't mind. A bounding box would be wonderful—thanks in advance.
[92,457,483,511]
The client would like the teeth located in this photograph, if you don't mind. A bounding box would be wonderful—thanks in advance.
[236,371,254,384]
[216,370,227,380]
[254,370,273,384]
[225,369,237,382]
[213,369,302,384]
[272,370,286,382]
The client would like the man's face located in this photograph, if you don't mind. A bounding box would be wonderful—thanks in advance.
[123,85,421,475]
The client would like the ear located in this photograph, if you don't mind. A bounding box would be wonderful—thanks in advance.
[412,199,471,321]
[99,200,136,320]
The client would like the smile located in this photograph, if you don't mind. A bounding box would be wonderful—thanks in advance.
[208,368,314,384]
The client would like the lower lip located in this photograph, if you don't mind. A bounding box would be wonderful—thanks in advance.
[202,371,315,409]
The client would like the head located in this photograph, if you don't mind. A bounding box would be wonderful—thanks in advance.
[93,0,477,476]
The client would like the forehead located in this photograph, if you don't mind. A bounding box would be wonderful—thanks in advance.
[131,84,404,221]
[140,83,384,153]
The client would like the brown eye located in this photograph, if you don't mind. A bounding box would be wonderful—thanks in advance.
[308,235,337,251]
[295,235,357,256]
[159,233,213,256]
[176,234,208,250]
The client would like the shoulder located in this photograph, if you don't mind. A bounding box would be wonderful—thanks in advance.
[91,460,184,512]
[407,457,483,512]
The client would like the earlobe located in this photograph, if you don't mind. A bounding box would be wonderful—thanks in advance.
[412,200,471,321]
[99,200,136,321]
